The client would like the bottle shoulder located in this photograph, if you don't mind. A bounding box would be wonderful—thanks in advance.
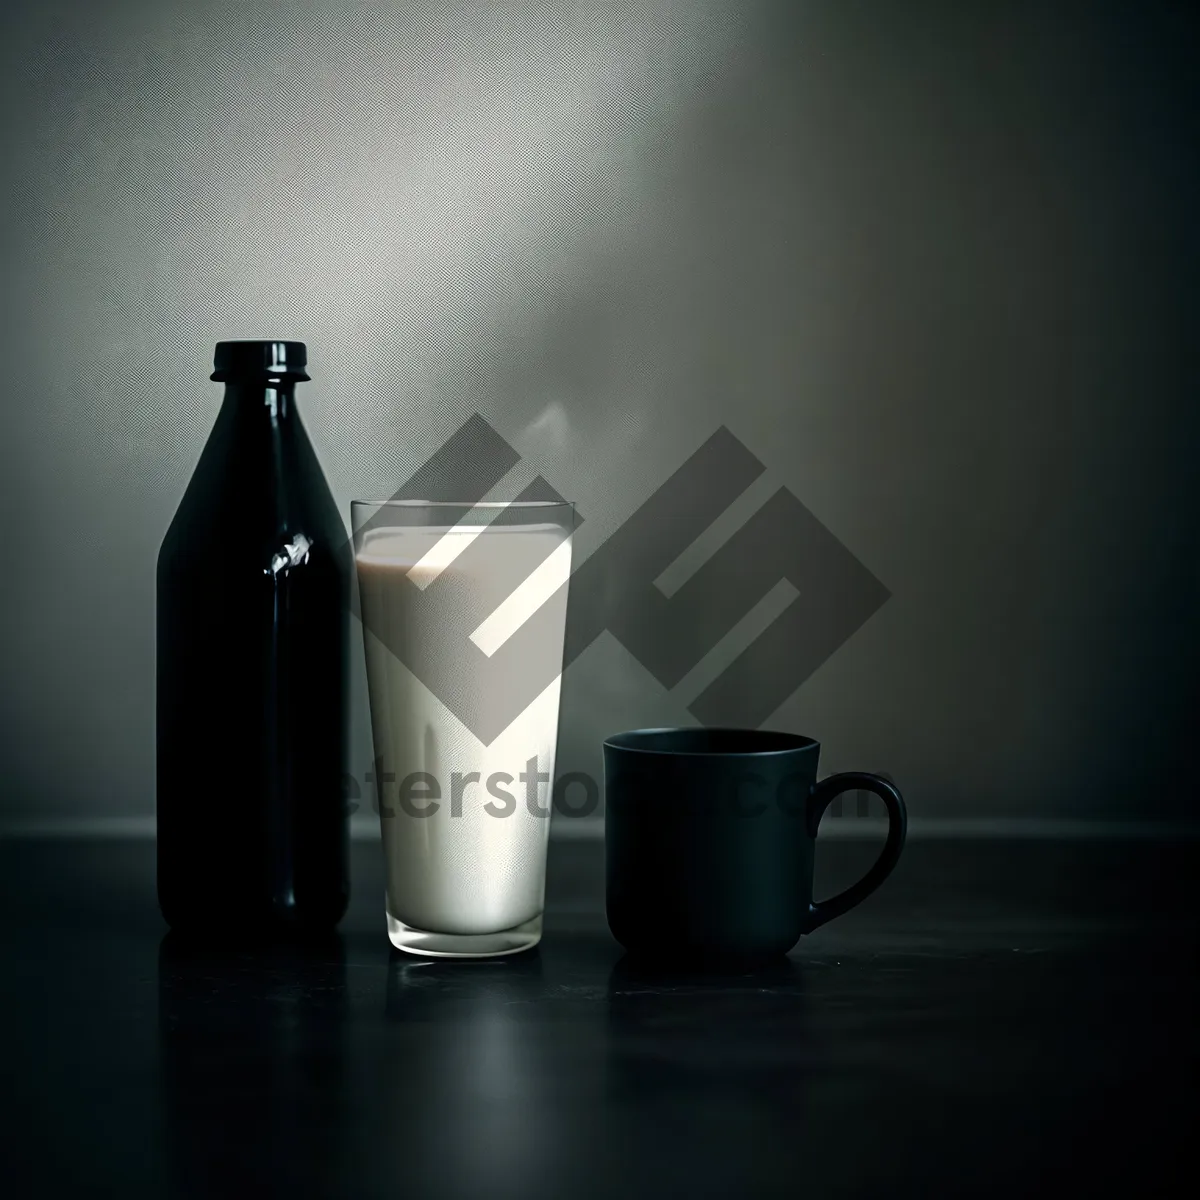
[158,519,351,589]
[159,407,351,582]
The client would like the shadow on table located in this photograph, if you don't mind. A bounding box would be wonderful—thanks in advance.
[156,930,824,1198]
[157,931,349,1198]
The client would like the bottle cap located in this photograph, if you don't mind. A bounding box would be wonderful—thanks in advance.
[211,341,310,381]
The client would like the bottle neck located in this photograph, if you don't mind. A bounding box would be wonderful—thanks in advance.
[221,377,299,420]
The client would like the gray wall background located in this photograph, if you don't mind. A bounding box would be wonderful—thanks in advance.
[0,0,1195,827]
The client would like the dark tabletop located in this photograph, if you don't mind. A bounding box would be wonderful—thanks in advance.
[1,836,1196,1199]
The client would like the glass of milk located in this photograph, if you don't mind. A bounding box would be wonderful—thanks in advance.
[352,500,575,957]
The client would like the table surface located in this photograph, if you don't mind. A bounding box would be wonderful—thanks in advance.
[1,836,1195,1199]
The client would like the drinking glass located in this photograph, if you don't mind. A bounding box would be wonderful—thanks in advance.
[352,500,574,957]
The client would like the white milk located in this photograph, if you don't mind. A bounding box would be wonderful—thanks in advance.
[356,524,571,936]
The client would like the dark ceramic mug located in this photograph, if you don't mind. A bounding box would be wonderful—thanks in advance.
[604,728,906,964]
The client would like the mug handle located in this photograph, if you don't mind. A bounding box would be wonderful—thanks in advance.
[802,772,907,933]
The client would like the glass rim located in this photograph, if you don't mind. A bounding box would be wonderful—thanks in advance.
[351,499,574,510]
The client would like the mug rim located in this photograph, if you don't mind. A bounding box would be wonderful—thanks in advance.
[603,726,819,757]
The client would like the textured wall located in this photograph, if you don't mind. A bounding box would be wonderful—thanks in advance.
[0,0,1195,823]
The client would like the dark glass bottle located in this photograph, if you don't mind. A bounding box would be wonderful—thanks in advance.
[157,341,350,934]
